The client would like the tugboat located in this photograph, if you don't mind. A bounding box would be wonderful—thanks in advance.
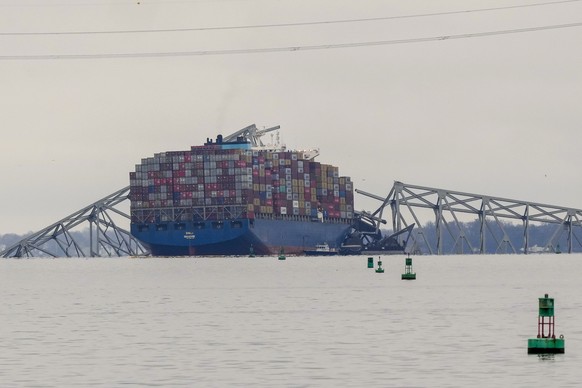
[303,242,338,256]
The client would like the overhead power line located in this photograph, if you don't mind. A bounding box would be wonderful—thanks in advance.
[0,0,580,36]
[1,21,581,61]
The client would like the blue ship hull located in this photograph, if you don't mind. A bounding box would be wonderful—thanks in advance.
[131,218,351,256]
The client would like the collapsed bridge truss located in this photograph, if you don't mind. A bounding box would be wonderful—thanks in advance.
[0,187,148,258]
[3,181,581,257]
[358,181,582,255]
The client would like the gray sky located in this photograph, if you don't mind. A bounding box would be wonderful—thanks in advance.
[1,0,581,234]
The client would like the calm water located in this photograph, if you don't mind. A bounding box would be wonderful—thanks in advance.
[1,254,581,387]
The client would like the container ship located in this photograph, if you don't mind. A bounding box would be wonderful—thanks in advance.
[129,125,354,256]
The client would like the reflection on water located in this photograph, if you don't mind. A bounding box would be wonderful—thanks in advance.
[537,353,557,361]
[0,254,581,387]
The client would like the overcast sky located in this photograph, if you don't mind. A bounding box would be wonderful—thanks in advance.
[1,0,581,234]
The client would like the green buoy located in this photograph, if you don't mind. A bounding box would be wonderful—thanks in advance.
[367,257,374,268]
[278,247,286,260]
[249,244,255,258]
[401,255,416,280]
[527,294,565,354]
[375,259,384,273]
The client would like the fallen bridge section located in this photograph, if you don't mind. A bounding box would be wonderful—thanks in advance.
[1,187,148,258]
[357,181,582,255]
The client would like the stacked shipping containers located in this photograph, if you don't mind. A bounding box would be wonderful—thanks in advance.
[130,144,353,223]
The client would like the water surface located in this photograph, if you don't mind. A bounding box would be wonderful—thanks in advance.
[1,254,580,387]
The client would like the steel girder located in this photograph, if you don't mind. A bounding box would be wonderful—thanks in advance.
[357,181,582,255]
[1,187,149,258]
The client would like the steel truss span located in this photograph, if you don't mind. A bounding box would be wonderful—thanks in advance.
[357,181,582,255]
[1,187,148,258]
[5,181,582,257]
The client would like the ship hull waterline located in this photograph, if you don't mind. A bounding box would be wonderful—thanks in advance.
[132,218,351,257]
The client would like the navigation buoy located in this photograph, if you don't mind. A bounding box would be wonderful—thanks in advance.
[527,294,565,354]
[401,255,416,280]
[278,247,286,260]
[368,257,374,268]
[249,244,255,258]
[375,259,384,273]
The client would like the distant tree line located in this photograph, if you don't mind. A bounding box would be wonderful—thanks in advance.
[0,230,95,257]
[398,219,582,254]
[1,219,580,256]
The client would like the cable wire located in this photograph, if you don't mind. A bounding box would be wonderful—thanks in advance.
[0,0,580,36]
[1,21,580,60]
